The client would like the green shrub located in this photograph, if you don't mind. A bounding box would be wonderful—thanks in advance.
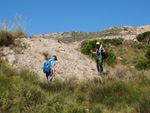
[101,38,124,46]
[136,31,150,44]
[81,39,99,55]
[137,93,150,113]
[147,62,150,70]
[11,84,47,113]
[41,77,78,93]
[135,57,148,70]
[0,92,11,111]
[138,75,150,87]
[40,80,64,92]
[135,49,150,70]
[145,48,150,59]
[90,105,102,113]
[19,69,39,85]
[0,30,15,46]
[0,57,18,77]
[81,39,116,66]
[81,40,88,49]
[132,43,146,49]
[64,101,87,113]
[104,48,116,65]
[90,80,139,109]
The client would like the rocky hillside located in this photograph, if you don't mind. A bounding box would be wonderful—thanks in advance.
[34,25,150,43]
[1,25,150,81]
[0,38,102,81]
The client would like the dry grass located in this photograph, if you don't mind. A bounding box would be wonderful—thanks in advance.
[0,14,31,38]
[42,51,51,60]
[109,65,126,80]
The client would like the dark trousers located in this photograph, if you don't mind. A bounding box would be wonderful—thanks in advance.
[96,57,103,72]
[46,70,53,81]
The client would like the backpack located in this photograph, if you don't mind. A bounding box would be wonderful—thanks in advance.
[104,48,107,58]
[101,47,107,59]
[43,60,51,73]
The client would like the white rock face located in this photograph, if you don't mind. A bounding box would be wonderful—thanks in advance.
[2,38,98,81]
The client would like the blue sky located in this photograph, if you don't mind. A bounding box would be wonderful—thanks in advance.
[0,0,150,36]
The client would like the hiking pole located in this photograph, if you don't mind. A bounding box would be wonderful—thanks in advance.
[90,52,92,63]
[90,52,93,71]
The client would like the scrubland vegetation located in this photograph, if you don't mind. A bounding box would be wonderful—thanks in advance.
[0,56,150,113]
[0,15,150,113]
[0,38,150,112]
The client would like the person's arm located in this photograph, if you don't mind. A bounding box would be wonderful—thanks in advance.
[93,52,96,54]
[52,64,55,76]
[90,50,96,54]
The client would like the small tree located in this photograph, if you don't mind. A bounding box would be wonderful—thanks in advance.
[135,57,148,70]
[135,49,150,70]
[136,31,150,44]
[81,39,116,66]
[145,48,150,59]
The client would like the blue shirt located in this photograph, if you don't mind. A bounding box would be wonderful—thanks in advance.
[48,59,55,70]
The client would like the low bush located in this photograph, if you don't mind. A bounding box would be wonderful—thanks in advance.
[11,84,47,112]
[145,48,150,59]
[104,48,116,66]
[135,49,150,70]
[131,42,150,50]
[135,57,148,70]
[81,39,116,66]
[136,31,150,44]
[64,102,87,113]
[40,80,64,92]
[90,104,102,113]
[136,93,150,113]
[81,40,88,49]
[0,30,15,46]
[132,43,146,49]
[0,57,150,112]
[101,38,124,46]
[0,30,27,48]
[90,80,140,109]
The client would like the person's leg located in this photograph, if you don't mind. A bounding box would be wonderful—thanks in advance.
[100,58,104,74]
[47,70,53,81]
[96,61,100,72]
[46,73,49,80]
[49,70,53,81]
[46,70,51,81]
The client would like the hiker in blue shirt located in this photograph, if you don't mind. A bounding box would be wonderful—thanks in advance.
[46,55,57,81]
[90,42,106,75]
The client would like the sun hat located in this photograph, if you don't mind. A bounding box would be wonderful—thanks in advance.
[96,42,100,45]
[53,55,57,60]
